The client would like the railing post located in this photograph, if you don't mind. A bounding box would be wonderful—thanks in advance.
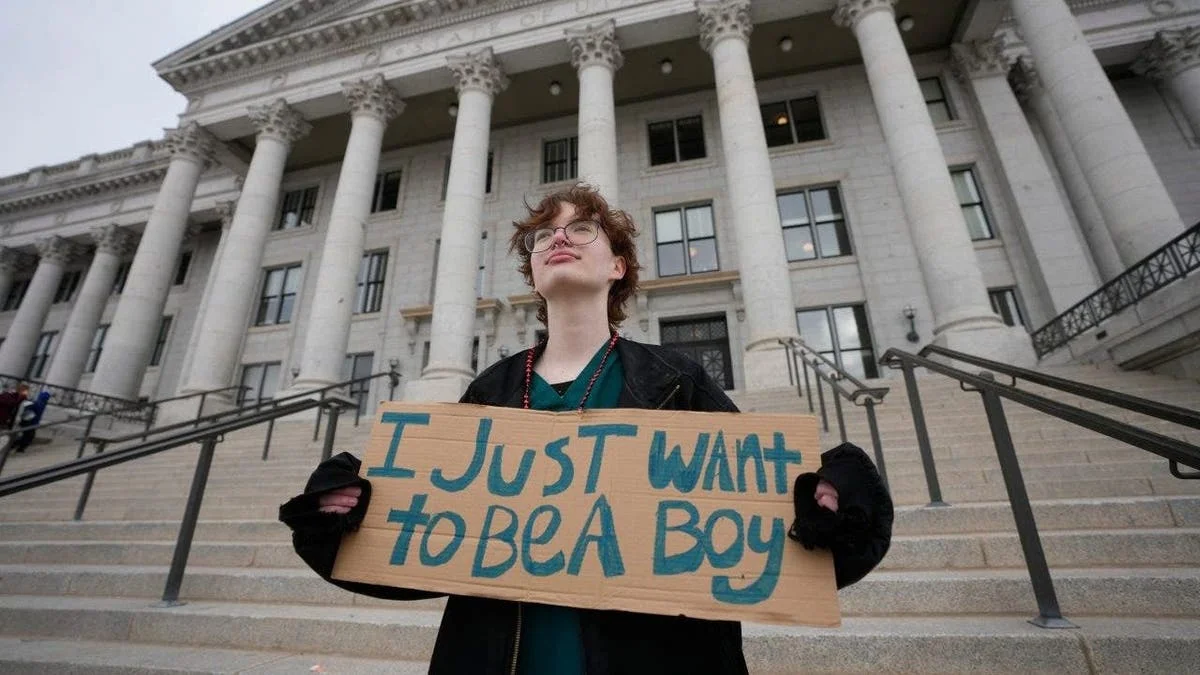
[789,345,804,399]
[801,357,814,413]
[321,404,342,463]
[261,418,275,461]
[142,408,155,440]
[832,383,847,443]
[355,394,363,427]
[814,368,829,432]
[863,399,889,490]
[0,437,13,477]
[783,342,796,387]
[976,383,1076,629]
[74,441,107,521]
[312,391,326,443]
[899,360,948,507]
[159,435,219,606]
[75,415,96,459]
[195,393,208,428]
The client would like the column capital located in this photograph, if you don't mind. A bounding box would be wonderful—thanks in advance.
[951,38,1010,82]
[1132,27,1200,80]
[248,98,312,144]
[164,122,217,165]
[447,48,510,98]
[832,0,896,29]
[90,224,138,257]
[566,20,624,72]
[1008,57,1042,104]
[183,221,205,244]
[215,199,238,228]
[697,0,752,53]
[35,235,84,266]
[0,247,35,274]
[342,74,405,122]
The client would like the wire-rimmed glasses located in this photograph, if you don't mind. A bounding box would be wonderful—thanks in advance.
[523,220,601,253]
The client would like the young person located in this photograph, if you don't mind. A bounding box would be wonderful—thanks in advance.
[280,185,892,674]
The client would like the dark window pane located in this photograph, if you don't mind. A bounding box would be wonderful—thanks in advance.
[777,192,809,226]
[840,349,878,380]
[789,97,825,142]
[374,171,401,212]
[657,242,686,277]
[485,152,494,194]
[832,306,870,350]
[648,121,677,166]
[150,316,172,366]
[796,309,833,352]
[688,238,719,273]
[816,221,850,257]
[278,295,295,324]
[761,102,794,147]
[919,77,945,102]
[927,102,953,124]
[784,225,816,261]
[174,251,192,285]
[810,188,843,222]
[675,116,706,161]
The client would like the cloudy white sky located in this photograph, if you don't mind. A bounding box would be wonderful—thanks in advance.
[0,0,266,177]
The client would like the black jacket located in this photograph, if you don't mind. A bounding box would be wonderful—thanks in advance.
[280,339,893,674]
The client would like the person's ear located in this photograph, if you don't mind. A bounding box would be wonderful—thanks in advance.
[609,254,627,282]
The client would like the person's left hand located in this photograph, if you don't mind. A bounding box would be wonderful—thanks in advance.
[815,480,838,513]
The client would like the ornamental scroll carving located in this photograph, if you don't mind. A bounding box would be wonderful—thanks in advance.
[1133,27,1200,80]
[35,235,84,266]
[248,99,312,144]
[342,74,405,122]
[164,122,217,165]
[951,38,1010,82]
[90,224,138,257]
[1008,57,1042,105]
[215,200,238,228]
[566,20,624,72]
[832,0,897,29]
[447,48,510,98]
[697,0,752,53]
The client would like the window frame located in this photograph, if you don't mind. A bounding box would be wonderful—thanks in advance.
[652,202,720,278]
[238,361,282,406]
[542,136,579,184]
[53,270,83,304]
[343,352,375,413]
[112,262,131,295]
[149,316,173,367]
[173,251,192,286]
[255,264,302,326]
[2,279,29,311]
[28,331,57,379]
[951,167,995,241]
[275,185,319,231]
[647,115,707,166]
[370,170,403,214]
[988,287,1027,329]
[355,250,389,314]
[84,324,109,374]
[919,76,955,123]
[760,96,827,148]
[794,304,879,380]
[777,185,853,262]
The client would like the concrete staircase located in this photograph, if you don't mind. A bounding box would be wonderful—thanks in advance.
[1,363,1199,673]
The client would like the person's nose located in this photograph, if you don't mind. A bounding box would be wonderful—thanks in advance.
[549,226,571,247]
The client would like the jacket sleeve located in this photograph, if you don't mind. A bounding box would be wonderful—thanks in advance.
[682,359,740,413]
[788,443,893,589]
[278,451,443,601]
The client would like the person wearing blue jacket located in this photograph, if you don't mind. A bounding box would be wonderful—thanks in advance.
[11,390,51,453]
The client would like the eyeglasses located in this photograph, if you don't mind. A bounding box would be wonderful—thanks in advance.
[523,220,601,253]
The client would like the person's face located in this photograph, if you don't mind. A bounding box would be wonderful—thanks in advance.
[530,203,626,303]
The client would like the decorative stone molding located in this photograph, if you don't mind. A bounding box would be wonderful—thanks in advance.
[447,48,510,98]
[342,74,405,122]
[1008,57,1042,104]
[832,0,897,29]
[90,224,138,257]
[164,122,217,165]
[0,247,35,274]
[1133,27,1200,80]
[35,236,83,266]
[951,38,1010,82]
[247,98,312,144]
[697,0,753,53]
[183,221,205,244]
[215,199,238,227]
[566,20,624,72]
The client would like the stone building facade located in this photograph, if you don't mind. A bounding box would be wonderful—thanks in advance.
[0,0,1197,413]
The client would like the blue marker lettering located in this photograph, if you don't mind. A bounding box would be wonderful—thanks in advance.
[576,424,637,494]
[387,493,432,565]
[762,432,803,494]
[471,504,519,578]
[703,509,744,569]
[366,412,428,479]
[541,437,573,497]
[521,504,565,576]
[567,495,625,577]
[711,515,784,605]
[652,500,705,575]
[648,431,710,493]
[419,510,465,566]
[486,445,536,497]
[735,435,767,494]
[701,431,734,492]
[430,417,490,492]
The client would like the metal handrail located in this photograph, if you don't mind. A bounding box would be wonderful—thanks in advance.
[0,372,148,421]
[879,346,1200,629]
[1031,220,1199,357]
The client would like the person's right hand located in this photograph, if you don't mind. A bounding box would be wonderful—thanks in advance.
[318,486,362,514]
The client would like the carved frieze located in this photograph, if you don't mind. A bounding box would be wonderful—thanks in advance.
[1133,27,1200,80]
[697,0,753,53]
[447,48,510,98]
[248,99,312,144]
[566,20,624,72]
[342,74,406,122]
[832,0,897,29]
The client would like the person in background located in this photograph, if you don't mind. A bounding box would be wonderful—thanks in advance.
[0,383,30,431]
[11,391,51,454]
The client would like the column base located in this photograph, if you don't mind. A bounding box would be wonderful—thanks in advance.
[931,322,1036,367]
[741,341,799,391]
[155,393,236,427]
[402,370,475,403]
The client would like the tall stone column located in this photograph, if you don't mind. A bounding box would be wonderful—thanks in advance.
[952,39,1098,315]
[176,199,236,397]
[44,225,137,389]
[1134,27,1200,139]
[292,76,403,392]
[0,247,33,309]
[0,236,83,377]
[1010,58,1124,281]
[697,0,799,388]
[567,20,622,205]
[1010,0,1184,266]
[405,49,508,402]
[91,122,215,400]
[182,100,310,398]
[835,0,1031,361]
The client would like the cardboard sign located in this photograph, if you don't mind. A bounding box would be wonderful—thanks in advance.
[332,402,838,627]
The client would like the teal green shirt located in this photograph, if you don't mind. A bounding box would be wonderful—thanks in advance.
[517,342,624,675]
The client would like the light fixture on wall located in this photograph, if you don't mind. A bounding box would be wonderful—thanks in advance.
[387,358,401,401]
[290,366,300,379]
[549,81,562,96]
[779,36,793,52]
[898,15,915,32]
[498,345,510,359]
[902,305,920,343]
[448,103,459,117]
[660,58,673,75]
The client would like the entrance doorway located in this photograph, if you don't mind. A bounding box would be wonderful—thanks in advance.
[660,316,734,390]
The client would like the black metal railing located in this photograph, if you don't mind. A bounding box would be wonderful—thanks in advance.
[1031,221,1199,357]
[0,373,149,422]
[879,344,1200,629]
[779,338,891,489]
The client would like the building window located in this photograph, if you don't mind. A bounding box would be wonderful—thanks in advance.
[276,186,319,230]
[660,316,734,390]
[920,77,954,123]
[648,116,706,166]
[256,264,301,326]
[442,152,493,200]
[149,316,172,367]
[370,170,402,213]
[343,352,375,414]
[654,204,718,277]
[989,288,1026,328]
[85,324,109,373]
[421,338,479,373]
[761,97,826,147]
[355,251,388,314]
[777,186,851,261]
[239,362,281,406]
[952,168,994,240]
[2,279,28,311]
[27,331,57,379]
[542,137,578,183]
[54,270,83,304]
[112,262,130,294]
[795,304,878,380]
[174,251,192,285]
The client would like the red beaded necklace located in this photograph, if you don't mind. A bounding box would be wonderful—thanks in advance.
[523,332,619,411]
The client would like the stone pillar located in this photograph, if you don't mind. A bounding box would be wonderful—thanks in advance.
[567,20,623,205]
[835,0,1031,361]
[176,199,236,399]
[0,236,83,377]
[0,247,33,309]
[181,100,310,398]
[697,0,799,388]
[1010,58,1124,281]
[44,225,137,389]
[1134,27,1200,139]
[952,39,1098,313]
[292,76,403,392]
[1010,0,1184,266]
[405,49,508,402]
[91,122,215,400]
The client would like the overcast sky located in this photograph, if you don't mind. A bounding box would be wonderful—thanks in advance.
[0,0,265,177]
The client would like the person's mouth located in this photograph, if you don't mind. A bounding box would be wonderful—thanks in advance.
[546,251,578,264]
